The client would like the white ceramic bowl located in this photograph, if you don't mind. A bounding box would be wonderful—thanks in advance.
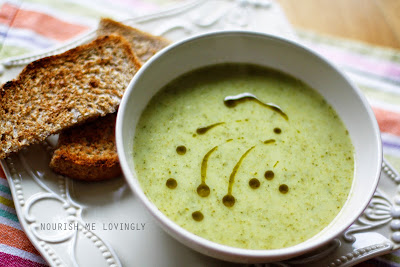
[116,31,382,263]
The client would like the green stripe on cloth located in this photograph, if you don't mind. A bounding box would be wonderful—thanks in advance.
[296,29,400,62]
[0,196,14,209]
[0,209,18,222]
[381,253,400,264]
[386,155,400,169]
[0,185,10,195]
[0,45,31,60]
[359,85,400,107]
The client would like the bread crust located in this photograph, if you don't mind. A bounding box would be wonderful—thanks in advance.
[0,34,141,159]
[49,113,121,181]
[98,17,170,63]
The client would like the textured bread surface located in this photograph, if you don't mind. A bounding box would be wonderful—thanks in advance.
[49,113,121,181]
[50,19,169,181]
[0,34,141,159]
[98,17,170,63]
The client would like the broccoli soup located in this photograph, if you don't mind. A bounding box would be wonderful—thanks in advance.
[133,64,354,250]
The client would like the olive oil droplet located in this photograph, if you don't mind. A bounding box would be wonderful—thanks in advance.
[197,184,210,197]
[222,195,235,207]
[249,178,260,189]
[264,170,274,180]
[279,184,289,194]
[176,146,187,155]
[166,178,177,189]
[192,211,204,221]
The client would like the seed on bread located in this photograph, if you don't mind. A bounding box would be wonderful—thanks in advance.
[0,34,141,159]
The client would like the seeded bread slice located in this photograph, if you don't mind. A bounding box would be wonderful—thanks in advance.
[49,19,170,181]
[97,17,170,63]
[49,113,121,181]
[0,34,141,160]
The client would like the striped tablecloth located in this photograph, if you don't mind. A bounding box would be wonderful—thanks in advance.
[0,0,400,266]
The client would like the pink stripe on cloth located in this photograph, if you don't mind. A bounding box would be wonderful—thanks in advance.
[0,3,89,42]
[0,2,19,27]
[0,252,47,267]
[373,107,400,137]
[305,42,400,81]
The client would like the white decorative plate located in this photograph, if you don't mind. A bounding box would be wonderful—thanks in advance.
[1,0,399,266]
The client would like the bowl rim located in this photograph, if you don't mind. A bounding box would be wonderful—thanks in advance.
[116,30,383,261]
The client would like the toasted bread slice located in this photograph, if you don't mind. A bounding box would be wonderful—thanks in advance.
[49,113,120,181]
[0,34,141,159]
[50,19,169,181]
[97,17,170,63]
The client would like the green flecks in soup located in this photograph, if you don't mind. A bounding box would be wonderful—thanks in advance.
[133,64,354,250]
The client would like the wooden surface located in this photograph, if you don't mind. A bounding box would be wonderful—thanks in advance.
[276,0,400,50]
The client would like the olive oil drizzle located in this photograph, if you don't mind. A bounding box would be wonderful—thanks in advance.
[224,93,288,121]
[196,122,225,135]
[263,139,275,144]
[223,146,255,207]
[197,146,218,197]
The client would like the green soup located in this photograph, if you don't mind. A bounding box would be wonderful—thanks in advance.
[133,64,354,250]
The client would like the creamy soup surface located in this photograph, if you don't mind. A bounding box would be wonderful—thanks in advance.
[133,64,354,250]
